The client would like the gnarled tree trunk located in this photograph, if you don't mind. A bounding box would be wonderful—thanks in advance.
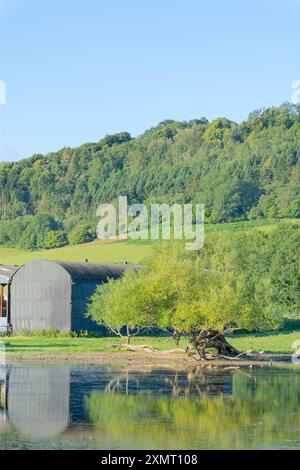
[186,329,241,361]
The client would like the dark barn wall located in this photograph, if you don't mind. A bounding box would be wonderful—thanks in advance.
[11,260,72,333]
[71,280,105,333]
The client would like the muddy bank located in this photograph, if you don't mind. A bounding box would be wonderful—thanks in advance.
[6,351,293,367]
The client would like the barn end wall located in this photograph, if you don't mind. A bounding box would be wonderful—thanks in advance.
[11,260,72,333]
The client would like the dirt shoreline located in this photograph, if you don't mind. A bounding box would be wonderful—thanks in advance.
[6,351,293,367]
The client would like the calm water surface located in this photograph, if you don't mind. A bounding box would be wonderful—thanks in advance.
[0,364,299,450]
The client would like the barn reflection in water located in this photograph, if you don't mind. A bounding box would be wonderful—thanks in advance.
[0,365,234,441]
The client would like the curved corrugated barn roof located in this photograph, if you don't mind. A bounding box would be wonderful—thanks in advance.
[51,261,139,281]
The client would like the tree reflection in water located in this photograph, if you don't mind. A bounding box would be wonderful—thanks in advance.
[87,367,300,450]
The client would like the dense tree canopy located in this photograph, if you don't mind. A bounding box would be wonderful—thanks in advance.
[1,104,300,249]
[270,226,300,312]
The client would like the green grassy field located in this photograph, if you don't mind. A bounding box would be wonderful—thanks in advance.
[3,317,300,357]
[227,316,300,355]
[1,218,299,266]
[0,239,156,266]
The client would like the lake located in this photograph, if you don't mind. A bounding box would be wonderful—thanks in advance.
[0,364,299,450]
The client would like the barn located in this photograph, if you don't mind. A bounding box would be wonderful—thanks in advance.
[10,260,133,334]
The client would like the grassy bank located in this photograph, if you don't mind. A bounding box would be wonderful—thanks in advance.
[2,318,300,359]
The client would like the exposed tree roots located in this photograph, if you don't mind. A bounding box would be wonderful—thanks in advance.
[185,329,247,361]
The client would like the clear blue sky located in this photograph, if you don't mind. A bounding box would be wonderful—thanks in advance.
[0,0,299,161]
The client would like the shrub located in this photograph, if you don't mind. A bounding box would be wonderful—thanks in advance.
[43,230,68,249]
[68,224,96,245]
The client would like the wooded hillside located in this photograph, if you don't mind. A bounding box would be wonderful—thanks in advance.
[1,103,300,248]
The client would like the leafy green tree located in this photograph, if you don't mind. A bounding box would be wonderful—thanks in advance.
[88,269,151,344]
[137,242,277,347]
[19,214,59,249]
[203,118,236,147]
[270,227,300,313]
[42,230,68,249]
[68,224,96,245]
[99,132,132,148]
[0,216,31,247]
